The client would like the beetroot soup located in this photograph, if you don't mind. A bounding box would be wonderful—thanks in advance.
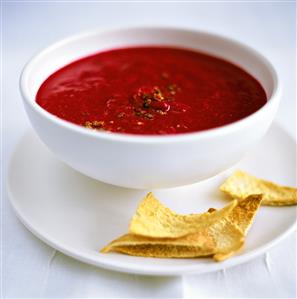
[36,47,267,135]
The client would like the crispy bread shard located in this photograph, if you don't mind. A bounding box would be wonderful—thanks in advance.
[101,192,263,262]
[129,192,237,238]
[227,194,263,235]
[220,170,297,206]
[101,217,244,261]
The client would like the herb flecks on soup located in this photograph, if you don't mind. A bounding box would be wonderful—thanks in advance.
[36,47,267,135]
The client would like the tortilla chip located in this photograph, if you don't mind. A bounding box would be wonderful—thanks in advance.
[100,233,216,257]
[100,192,264,262]
[111,241,243,261]
[101,217,244,261]
[220,170,297,206]
[227,194,262,235]
[129,192,237,238]
[107,245,213,258]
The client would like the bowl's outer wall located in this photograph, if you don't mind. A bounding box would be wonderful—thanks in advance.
[21,28,280,189]
[24,98,278,189]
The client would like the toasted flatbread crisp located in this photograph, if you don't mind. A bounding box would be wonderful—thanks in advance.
[101,217,244,261]
[220,170,297,206]
[101,192,264,262]
[129,192,237,238]
[227,194,262,235]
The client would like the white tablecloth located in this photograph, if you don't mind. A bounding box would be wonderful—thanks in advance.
[3,2,296,298]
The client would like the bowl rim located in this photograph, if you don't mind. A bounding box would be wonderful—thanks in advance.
[20,26,281,144]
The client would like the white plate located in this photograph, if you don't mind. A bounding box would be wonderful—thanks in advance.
[7,123,296,276]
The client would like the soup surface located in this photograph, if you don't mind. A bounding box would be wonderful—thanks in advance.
[36,47,267,135]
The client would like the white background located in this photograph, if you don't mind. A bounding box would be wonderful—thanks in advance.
[2,1,296,298]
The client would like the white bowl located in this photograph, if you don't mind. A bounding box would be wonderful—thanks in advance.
[20,27,281,189]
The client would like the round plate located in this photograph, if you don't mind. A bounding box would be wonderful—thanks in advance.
[7,123,296,276]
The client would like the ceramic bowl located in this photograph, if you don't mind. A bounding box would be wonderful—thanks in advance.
[20,27,280,189]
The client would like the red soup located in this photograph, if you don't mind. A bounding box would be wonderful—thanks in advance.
[36,47,267,135]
